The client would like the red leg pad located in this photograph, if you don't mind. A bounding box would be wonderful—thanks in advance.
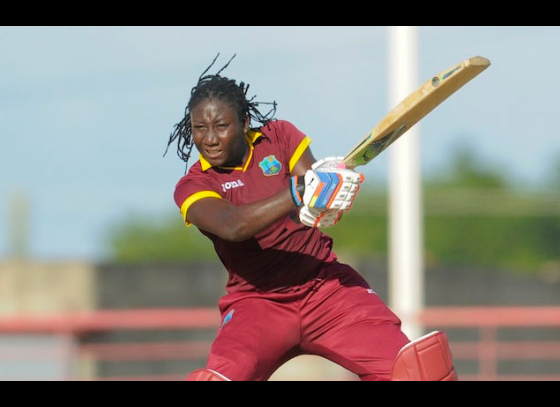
[185,369,230,381]
[391,331,458,381]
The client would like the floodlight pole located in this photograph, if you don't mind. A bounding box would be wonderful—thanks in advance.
[388,26,424,340]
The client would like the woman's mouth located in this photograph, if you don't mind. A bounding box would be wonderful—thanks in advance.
[205,149,223,160]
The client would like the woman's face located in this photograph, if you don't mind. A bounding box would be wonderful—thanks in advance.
[190,98,249,168]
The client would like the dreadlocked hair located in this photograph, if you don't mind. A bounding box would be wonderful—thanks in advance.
[164,54,277,172]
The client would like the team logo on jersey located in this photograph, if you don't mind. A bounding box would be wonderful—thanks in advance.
[221,309,234,328]
[259,155,282,177]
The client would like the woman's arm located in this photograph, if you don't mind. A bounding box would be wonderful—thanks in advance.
[291,148,316,176]
[187,148,317,242]
[187,188,296,242]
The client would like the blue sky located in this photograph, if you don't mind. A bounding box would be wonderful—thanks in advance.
[1,26,559,260]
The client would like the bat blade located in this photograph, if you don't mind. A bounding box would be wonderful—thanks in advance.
[343,56,491,169]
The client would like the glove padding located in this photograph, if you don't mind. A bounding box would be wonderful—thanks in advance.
[291,157,365,228]
[299,206,343,228]
[289,158,364,211]
[312,156,347,171]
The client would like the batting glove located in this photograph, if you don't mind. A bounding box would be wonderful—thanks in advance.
[289,160,364,211]
[311,156,347,171]
[299,206,343,228]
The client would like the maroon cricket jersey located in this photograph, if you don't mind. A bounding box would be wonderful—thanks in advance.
[174,120,338,293]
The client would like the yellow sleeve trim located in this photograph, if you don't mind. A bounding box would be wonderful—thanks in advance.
[289,136,312,172]
[180,191,222,227]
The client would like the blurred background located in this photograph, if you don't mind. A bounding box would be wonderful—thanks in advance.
[0,26,559,381]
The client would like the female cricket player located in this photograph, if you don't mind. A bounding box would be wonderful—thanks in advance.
[165,55,457,381]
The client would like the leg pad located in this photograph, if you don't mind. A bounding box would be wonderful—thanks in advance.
[391,331,458,381]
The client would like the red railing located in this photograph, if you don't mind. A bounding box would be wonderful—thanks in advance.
[420,307,560,381]
[0,307,558,381]
[0,308,220,381]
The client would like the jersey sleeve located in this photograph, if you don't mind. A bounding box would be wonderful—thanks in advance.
[268,120,312,173]
[174,168,223,227]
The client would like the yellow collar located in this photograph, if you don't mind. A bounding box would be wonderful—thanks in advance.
[200,130,263,172]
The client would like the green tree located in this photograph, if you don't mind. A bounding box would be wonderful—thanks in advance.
[105,145,559,274]
[428,145,508,190]
[106,214,217,263]
[550,153,560,189]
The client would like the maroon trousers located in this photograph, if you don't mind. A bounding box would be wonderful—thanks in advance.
[205,262,410,381]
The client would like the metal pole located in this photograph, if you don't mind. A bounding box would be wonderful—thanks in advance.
[388,26,424,340]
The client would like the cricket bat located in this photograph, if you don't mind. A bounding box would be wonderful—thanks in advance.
[343,56,491,170]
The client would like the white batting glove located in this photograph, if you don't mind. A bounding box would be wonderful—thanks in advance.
[289,158,364,211]
[299,206,343,228]
[311,156,347,171]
